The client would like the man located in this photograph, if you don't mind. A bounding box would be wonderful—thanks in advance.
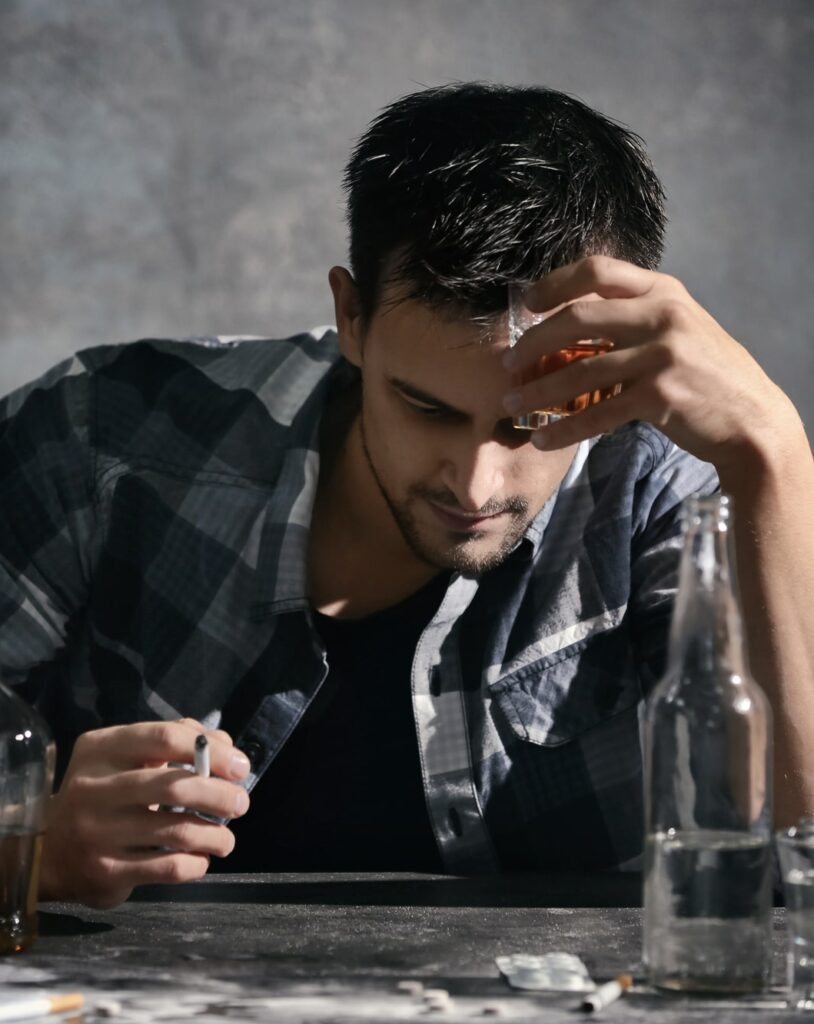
[1,83,812,909]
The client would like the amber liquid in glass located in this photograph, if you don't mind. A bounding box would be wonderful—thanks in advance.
[512,339,621,429]
[0,830,43,954]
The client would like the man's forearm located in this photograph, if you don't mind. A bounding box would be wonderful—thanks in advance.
[720,402,814,826]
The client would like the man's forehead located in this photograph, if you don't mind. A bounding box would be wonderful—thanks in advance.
[368,298,515,421]
[371,293,508,353]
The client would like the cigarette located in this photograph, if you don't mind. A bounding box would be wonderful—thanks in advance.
[0,993,84,1022]
[194,733,210,778]
[581,974,632,1012]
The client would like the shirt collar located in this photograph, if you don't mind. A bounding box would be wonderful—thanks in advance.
[513,437,597,561]
[252,339,598,614]
[252,336,347,616]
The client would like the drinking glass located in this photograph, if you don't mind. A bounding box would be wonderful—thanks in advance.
[507,284,621,430]
[776,820,814,1010]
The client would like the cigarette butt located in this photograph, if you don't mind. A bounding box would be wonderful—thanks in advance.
[49,995,83,1015]
[581,974,632,1012]
[0,993,84,1022]
[194,733,210,777]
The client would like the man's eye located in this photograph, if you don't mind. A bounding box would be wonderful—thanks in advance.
[405,398,446,419]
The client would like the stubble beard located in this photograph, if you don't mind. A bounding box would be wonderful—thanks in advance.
[358,411,530,574]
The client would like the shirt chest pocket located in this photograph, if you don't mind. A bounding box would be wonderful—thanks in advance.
[487,625,642,747]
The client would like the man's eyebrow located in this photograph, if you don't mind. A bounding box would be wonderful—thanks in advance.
[388,377,467,417]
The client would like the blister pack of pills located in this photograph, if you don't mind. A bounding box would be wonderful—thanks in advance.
[496,953,596,992]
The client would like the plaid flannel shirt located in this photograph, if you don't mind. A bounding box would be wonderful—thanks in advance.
[0,330,718,872]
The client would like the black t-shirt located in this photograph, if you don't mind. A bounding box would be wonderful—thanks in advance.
[214,573,449,872]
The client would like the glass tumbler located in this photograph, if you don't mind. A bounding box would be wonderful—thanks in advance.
[507,283,621,430]
[777,820,814,1010]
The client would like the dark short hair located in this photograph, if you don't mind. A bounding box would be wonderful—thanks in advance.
[343,82,666,324]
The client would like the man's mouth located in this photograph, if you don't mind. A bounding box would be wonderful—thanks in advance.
[427,500,506,533]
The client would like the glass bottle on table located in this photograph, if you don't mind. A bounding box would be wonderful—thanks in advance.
[642,493,773,993]
[0,680,55,954]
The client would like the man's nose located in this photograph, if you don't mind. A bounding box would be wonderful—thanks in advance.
[440,442,505,512]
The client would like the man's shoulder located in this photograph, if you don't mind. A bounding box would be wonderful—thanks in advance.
[2,329,341,417]
[81,329,341,476]
[587,420,684,470]
[77,327,340,381]
[0,329,340,484]
[568,423,720,556]
[542,422,718,550]
[580,421,718,494]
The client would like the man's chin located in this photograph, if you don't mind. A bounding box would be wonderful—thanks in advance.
[443,549,512,574]
[412,531,519,574]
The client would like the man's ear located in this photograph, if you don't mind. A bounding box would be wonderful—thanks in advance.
[329,266,365,368]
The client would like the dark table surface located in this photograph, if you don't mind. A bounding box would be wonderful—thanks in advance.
[0,873,798,1022]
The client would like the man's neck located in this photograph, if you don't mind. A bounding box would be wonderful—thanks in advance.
[308,402,440,620]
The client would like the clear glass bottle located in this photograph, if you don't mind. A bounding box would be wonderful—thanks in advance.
[642,494,773,993]
[0,681,55,954]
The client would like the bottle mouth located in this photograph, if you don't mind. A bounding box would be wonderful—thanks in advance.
[681,493,731,528]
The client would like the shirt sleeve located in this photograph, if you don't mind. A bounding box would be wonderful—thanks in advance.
[0,357,97,685]
[629,439,720,695]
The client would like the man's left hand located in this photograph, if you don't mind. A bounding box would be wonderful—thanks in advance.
[502,255,799,478]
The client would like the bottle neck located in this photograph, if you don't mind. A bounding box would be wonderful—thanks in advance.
[665,502,749,680]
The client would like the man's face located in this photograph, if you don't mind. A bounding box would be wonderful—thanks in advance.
[338,285,577,574]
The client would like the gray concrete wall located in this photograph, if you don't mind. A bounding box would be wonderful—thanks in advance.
[2,0,813,432]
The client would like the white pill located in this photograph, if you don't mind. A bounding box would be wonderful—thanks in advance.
[95,999,123,1017]
[397,980,425,996]
[422,989,450,1001]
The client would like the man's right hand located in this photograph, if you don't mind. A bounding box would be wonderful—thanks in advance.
[39,719,252,908]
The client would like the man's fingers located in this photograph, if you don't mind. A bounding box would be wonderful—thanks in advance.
[524,254,664,311]
[207,728,236,746]
[100,850,213,893]
[86,809,236,858]
[42,720,251,907]
[91,809,237,858]
[505,344,653,417]
[142,812,236,857]
[50,842,216,909]
[73,720,250,780]
[127,766,251,820]
[505,297,667,371]
[77,767,251,821]
[529,385,649,450]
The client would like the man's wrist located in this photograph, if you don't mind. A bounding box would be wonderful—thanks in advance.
[716,393,811,502]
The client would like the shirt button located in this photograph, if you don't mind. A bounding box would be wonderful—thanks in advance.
[239,741,264,768]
